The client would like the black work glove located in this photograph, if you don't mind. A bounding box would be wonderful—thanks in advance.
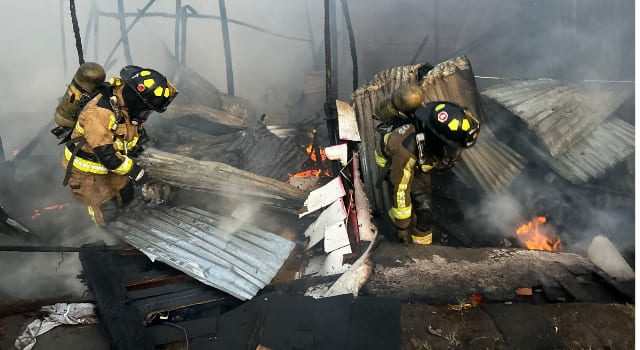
[128,144,144,158]
[128,163,149,185]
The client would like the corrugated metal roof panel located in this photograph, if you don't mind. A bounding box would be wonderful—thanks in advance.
[482,80,633,157]
[107,205,296,300]
[351,59,527,209]
[544,117,635,183]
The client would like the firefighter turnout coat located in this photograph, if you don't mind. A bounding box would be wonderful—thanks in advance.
[61,79,142,226]
[375,123,438,244]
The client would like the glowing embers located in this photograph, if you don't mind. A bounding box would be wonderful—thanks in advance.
[31,203,70,220]
[515,215,562,252]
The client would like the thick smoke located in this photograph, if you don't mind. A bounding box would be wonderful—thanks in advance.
[0,0,634,299]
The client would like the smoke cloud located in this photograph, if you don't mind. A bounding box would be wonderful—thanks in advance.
[0,0,634,299]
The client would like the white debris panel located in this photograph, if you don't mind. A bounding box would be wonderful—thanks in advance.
[108,205,296,301]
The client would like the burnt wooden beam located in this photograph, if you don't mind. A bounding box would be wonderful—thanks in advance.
[137,148,308,213]
[362,244,629,304]
[162,103,246,126]
[80,247,155,350]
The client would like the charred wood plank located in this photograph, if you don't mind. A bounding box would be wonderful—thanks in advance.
[162,102,247,127]
[221,122,309,181]
[168,64,224,110]
[137,148,308,213]
[79,246,155,350]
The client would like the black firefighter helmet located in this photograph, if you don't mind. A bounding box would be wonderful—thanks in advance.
[415,101,481,149]
[120,65,178,115]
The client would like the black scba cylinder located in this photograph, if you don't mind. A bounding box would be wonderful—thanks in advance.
[54,62,106,128]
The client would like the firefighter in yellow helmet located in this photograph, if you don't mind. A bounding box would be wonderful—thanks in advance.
[61,65,178,226]
[374,85,480,245]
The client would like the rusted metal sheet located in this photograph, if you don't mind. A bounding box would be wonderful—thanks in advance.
[543,117,635,183]
[482,80,633,157]
[107,205,296,301]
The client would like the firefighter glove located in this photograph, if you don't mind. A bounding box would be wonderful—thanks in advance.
[128,163,149,185]
[128,144,144,158]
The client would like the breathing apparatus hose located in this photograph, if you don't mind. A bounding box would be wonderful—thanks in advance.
[69,0,85,65]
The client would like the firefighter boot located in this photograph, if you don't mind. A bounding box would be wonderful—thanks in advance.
[412,190,433,245]
[397,229,411,245]
[411,227,433,245]
[88,197,120,227]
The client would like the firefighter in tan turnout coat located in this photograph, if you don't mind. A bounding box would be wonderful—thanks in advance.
[374,85,481,245]
[61,65,177,226]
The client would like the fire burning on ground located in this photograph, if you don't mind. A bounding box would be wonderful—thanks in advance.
[287,129,331,182]
[515,216,562,252]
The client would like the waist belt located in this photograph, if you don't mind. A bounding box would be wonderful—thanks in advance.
[66,142,98,162]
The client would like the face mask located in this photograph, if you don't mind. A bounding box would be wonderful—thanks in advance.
[131,110,152,125]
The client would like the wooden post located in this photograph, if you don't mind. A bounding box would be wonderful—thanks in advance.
[117,0,133,65]
[218,0,234,96]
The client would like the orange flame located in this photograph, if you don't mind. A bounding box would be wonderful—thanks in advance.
[516,216,562,251]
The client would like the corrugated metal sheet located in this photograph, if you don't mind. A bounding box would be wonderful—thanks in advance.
[351,58,526,211]
[482,80,633,157]
[107,205,296,301]
[543,117,635,183]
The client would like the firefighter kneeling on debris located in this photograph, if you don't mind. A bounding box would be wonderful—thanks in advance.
[374,85,480,245]
[57,64,178,226]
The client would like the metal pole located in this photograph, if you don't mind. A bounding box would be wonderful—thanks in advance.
[305,0,319,70]
[329,0,339,98]
[117,0,133,65]
[180,6,189,64]
[218,0,235,96]
[82,4,95,59]
[434,0,439,62]
[59,0,68,76]
[103,0,156,68]
[174,0,182,63]
[340,0,358,91]
[323,0,339,150]
[410,33,429,64]
[94,3,99,61]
